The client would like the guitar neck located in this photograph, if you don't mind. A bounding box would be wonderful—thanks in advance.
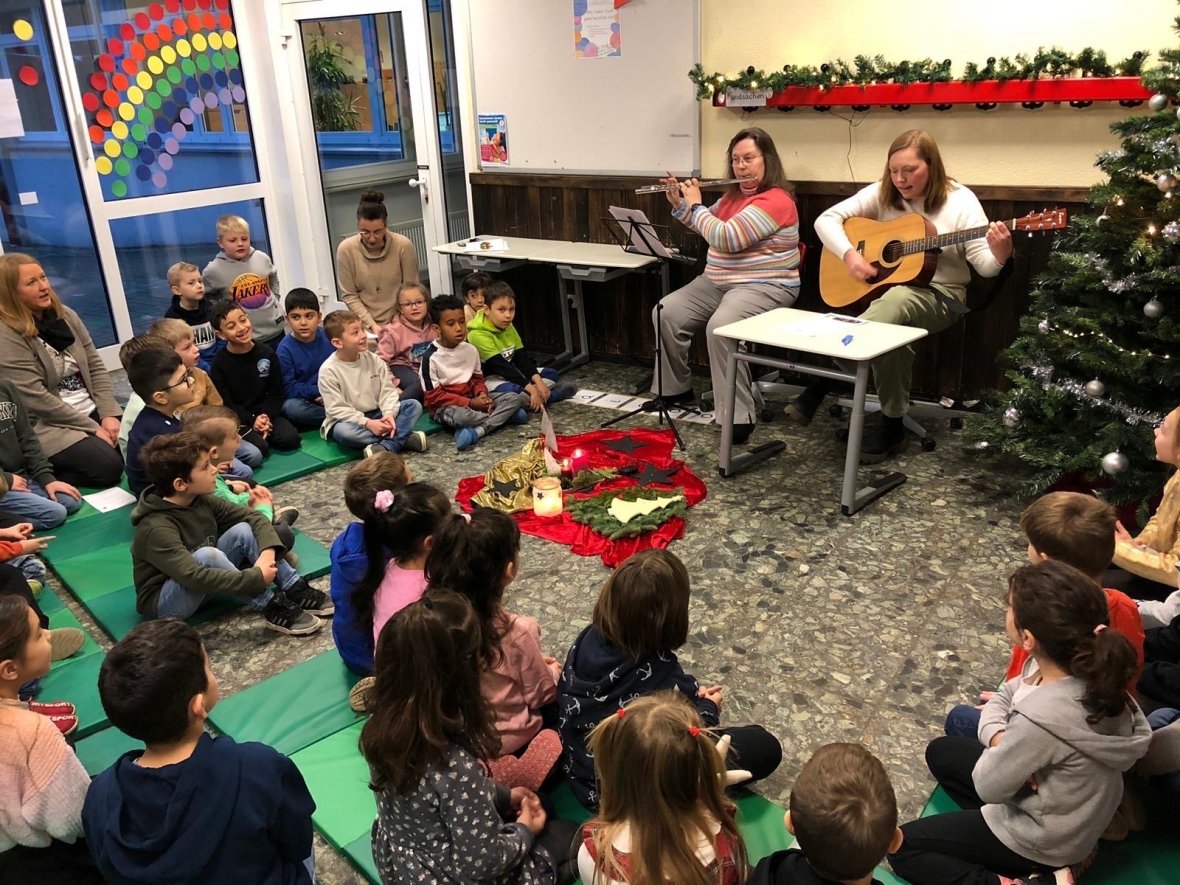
[901,219,1013,255]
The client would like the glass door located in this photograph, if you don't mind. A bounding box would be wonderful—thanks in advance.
[280,0,468,297]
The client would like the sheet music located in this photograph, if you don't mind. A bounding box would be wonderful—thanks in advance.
[608,206,672,258]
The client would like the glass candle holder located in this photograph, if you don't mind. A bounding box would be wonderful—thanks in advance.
[532,477,564,517]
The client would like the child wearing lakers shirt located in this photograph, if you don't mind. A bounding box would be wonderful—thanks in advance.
[202,215,286,345]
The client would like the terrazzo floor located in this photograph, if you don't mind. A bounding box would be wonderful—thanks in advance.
[65,361,1030,884]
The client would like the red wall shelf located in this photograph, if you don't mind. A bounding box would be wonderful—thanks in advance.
[714,77,1153,109]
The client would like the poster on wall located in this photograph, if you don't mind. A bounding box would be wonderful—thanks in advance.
[574,0,621,59]
[478,114,509,165]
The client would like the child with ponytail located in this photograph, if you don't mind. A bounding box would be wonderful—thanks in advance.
[425,509,563,790]
[891,560,1152,885]
[361,590,577,883]
[329,452,411,675]
[0,595,101,883]
[579,691,747,885]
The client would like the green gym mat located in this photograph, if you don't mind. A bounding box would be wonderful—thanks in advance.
[290,528,332,579]
[40,651,107,738]
[341,833,380,883]
[84,585,243,641]
[36,585,66,614]
[74,727,143,776]
[208,651,363,757]
[296,433,359,468]
[290,720,374,850]
[251,448,328,486]
[43,508,134,563]
[52,548,134,602]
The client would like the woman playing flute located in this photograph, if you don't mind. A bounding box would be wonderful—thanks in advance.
[650,127,800,445]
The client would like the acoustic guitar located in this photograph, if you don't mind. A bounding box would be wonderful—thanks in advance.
[818,209,1068,309]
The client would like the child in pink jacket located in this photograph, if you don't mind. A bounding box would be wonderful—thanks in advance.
[375,283,436,403]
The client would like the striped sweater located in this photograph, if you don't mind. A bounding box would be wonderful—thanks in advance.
[673,186,800,287]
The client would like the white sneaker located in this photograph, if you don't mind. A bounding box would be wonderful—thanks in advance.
[403,431,428,453]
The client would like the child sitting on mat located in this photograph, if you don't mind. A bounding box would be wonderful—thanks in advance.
[361,589,578,883]
[891,561,1151,885]
[425,509,563,792]
[329,453,411,676]
[345,482,452,713]
[130,432,328,636]
[461,270,492,324]
[466,279,576,411]
[944,491,1145,740]
[559,548,781,810]
[420,295,529,452]
[750,743,901,885]
[0,594,101,884]
[376,282,437,403]
[83,620,316,884]
[578,692,747,885]
[181,405,301,556]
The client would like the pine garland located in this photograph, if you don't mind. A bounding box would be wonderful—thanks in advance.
[567,485,688,540]
[688,48,1149,100]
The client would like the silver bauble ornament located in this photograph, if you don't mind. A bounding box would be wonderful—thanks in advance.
[1175,105,1180,122]
[1085,378,1105,397]
[1165,221,1180,242]
[1037,318,1051,333]
[1150,92,1170,111]
[1158,173,1177,194]
[1145,297,1164,318]
[1101,451,1129,475]
[1002,407,1021,428]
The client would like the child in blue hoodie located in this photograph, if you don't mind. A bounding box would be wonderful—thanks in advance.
[82,619,316,884]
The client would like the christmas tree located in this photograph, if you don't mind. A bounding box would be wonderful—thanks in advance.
[967,21,1180,506]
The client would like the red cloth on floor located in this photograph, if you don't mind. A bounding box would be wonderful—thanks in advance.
[456,429,707,568]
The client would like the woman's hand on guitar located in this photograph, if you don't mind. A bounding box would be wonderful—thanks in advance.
[843,248,877,283]
[986,222,1013,264]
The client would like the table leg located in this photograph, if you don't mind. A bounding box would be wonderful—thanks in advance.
[840,361,907,516]
[718,353,785,478]
[551,273,576,368]
[570,279,590,370]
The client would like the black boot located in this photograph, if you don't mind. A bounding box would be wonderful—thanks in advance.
[784,378,832,426]
[859,415,906,464]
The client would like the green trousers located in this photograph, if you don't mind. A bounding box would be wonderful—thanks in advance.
[859,284,965,418]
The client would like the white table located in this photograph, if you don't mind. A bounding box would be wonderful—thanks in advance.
[712,308,927,516]
[433,237,667,369]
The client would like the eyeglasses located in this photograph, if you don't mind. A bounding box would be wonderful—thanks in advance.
[400,299,427,308]
[358,227,387,240]
[161,371,195,391]
[731,153,763,167]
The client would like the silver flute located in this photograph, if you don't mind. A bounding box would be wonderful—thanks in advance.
[633,177,754,194]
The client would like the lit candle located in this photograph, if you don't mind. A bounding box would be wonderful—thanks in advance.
[569,448,588,475]
[532,477,564,517]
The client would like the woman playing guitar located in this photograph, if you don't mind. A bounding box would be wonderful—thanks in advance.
[790,129,1013,463]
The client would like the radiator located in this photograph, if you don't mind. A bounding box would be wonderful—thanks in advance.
[389,211,471,272]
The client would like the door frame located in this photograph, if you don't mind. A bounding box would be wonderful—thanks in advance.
[275,0,456,298]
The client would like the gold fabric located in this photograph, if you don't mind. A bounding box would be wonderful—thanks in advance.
[471,438,550,513]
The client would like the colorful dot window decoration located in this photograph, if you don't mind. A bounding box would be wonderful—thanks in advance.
[12,18,41,88]
[80,0,245,199]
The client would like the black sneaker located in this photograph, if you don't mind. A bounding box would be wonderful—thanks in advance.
[274,506,300,526]
[733,422,755,445]
[263,594,323,636]
[282,579,335,617]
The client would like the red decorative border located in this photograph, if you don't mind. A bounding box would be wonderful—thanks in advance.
[714,77,1153,109]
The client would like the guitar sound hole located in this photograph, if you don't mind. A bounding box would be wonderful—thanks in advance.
[881,241,903,264]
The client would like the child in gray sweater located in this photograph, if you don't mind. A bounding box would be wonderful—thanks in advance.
[202,215,286,344]
[891,561,1151,885]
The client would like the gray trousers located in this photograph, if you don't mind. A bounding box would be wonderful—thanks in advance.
[652,275,798,425]
[435,390,527,432]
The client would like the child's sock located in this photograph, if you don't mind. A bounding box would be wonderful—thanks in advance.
[455,426,485,451]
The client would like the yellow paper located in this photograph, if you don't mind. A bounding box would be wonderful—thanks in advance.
[609,494,683,524]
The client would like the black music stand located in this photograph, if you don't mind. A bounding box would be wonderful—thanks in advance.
[599,214,695,449]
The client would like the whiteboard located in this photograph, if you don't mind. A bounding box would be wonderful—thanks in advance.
[467,0,700,176]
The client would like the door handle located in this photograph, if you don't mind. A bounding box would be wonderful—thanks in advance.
[408,178,423,188]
